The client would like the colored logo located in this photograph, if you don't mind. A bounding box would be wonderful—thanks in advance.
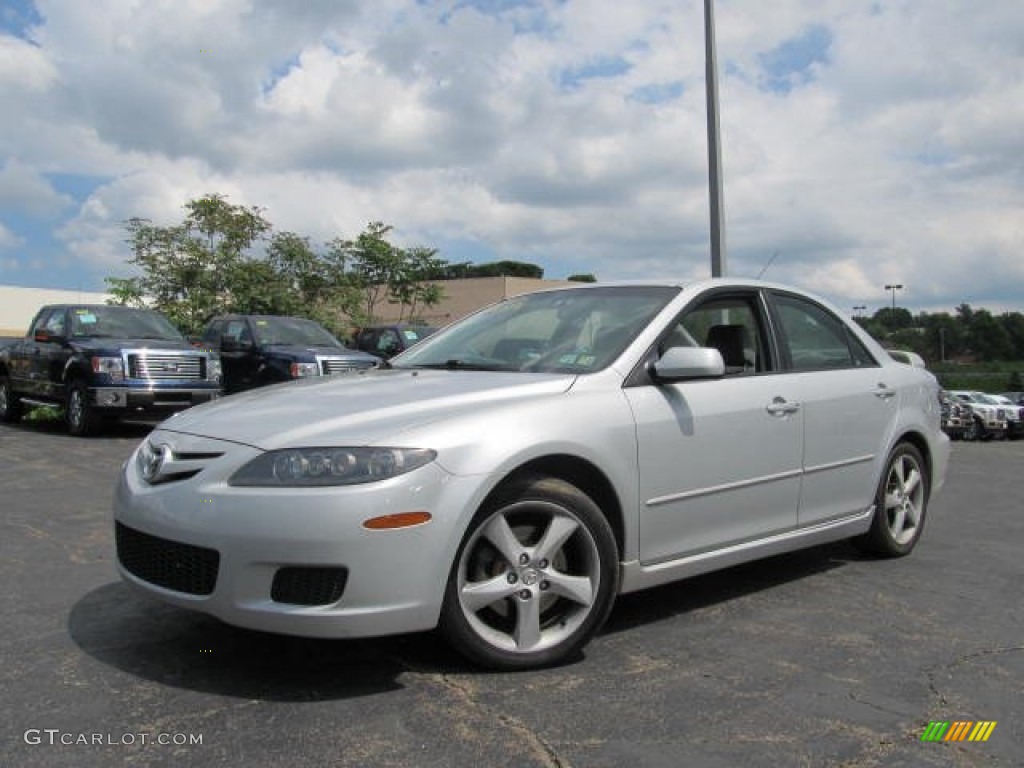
[921,721,997,742]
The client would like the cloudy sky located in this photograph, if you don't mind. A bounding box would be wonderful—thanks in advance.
[1,0,1021,314]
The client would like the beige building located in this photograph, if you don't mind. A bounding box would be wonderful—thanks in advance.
[0,284,113,337]
[371,276,579,327]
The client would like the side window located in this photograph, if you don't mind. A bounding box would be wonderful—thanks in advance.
[662,295,768,374]
[30,309,56,336]
[44,310,66,336]
[225,320,250,343]
[772,293,878,371]
[377,330,400,353]
[203,320,223,343]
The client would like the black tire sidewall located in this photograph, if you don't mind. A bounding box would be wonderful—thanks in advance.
[0,377,23,422]
[865,442,929,557]
[66,380,97,437]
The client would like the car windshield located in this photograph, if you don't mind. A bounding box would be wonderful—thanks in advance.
[973,394,999,405]
[69,306,184,340]
[392,285,679,373]
[251,317,342,347]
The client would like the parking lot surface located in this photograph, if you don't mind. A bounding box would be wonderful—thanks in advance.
[2,421,1021,767]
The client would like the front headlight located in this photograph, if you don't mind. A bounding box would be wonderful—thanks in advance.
[290,362,320,378]
[228,447,437,487]
[207,356,222,382]
[91,356,124,380]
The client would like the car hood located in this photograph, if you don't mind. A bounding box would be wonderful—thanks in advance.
[259,343,375,360]
[159,369,576,449]
[72,337,197,352]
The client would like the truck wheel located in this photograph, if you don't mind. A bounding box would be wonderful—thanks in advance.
[0,376,23,423]
[66,380,101,437]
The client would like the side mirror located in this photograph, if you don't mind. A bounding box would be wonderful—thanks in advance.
[651,346,725,382]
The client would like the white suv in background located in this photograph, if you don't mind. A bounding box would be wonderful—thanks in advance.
[948,390,1009,440]
[989,394,1023,439]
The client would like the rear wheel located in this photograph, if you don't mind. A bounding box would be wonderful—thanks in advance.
[856,442,929,557]
[0,375,23,423]
[66,380,101,437]
[440,475,619,670]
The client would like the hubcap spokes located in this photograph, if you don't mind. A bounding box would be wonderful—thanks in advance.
[885,455,923,544]
[458,502,599,654]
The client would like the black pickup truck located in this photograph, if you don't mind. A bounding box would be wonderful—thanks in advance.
[200,314,378,394]
[0,304,222,436]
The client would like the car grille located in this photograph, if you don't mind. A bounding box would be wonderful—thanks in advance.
[116,522,219,596]
[319,357,374,376]
[271,566,348,606]
[127,352,206,381]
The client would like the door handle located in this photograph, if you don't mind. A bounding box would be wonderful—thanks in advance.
[766,397,800,416]
[874,383,897,400]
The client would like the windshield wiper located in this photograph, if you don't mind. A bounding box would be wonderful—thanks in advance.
[409,359,515,371]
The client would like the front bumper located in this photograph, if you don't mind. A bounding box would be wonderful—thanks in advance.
[113,432,483,638]
[92,386,220,414]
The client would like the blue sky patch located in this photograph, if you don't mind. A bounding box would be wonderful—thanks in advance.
[558,55,632,90]
[629,81,684,105]
[0,0,40,38]
[45,173,111,206]
[758,24,832,94]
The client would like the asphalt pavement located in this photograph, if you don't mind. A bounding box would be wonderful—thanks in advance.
[1,420,1021,767]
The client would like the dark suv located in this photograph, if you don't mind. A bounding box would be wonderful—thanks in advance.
[352,324,438,360]
[0,304,222,436]
[201,314,378,394]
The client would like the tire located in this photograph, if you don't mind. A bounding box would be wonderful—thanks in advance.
[440,475,619,670]
[856,442,929,557]
[962,418,980,442]
[66,379,101,437]
[0,375,23,424]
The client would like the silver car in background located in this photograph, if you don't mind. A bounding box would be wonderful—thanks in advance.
[114,279,949,669]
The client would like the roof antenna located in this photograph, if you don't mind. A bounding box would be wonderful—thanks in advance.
[757,250,779,279]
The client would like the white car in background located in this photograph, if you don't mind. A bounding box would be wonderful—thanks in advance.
[114,278,949,669]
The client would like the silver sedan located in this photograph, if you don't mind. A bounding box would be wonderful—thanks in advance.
[114,279,949,669]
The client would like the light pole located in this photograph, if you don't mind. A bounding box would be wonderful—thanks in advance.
[884,284,903,313]
[704,0,726,277]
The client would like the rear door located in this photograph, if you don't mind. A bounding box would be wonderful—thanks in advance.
[766,291,895,528]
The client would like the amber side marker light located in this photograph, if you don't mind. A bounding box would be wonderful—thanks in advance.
[363,512,433,530]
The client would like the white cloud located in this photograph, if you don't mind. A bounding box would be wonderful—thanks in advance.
[0,0,1020,312]
[0,221,24,249]
[0,159,74,217]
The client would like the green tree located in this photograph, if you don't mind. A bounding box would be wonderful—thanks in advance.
[967,309,1012,361]
[391,246,447,322]
[108,194,271,334]
[567,273,597,283]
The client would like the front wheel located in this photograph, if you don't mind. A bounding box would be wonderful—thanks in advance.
[440,475,619,670]
[0,376,23,423]
[855,442,929,557]
[66,380,101,437]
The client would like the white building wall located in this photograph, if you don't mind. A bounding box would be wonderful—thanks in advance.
[0,285,112,337]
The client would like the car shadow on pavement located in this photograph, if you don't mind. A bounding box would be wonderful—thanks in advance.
[603,541,859,636]
[68,542,864,697]
[67,581,465,701]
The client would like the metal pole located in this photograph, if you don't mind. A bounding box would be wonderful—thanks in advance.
[704,0,726,277]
